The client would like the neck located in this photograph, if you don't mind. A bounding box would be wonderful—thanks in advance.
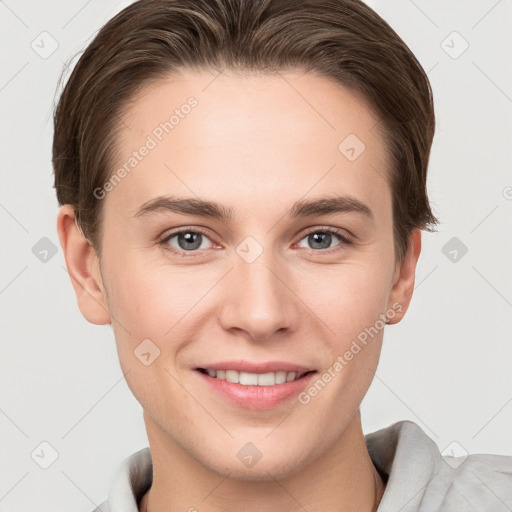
[140,410,385,512]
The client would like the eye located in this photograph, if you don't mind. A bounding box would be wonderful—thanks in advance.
[159,227,353,257]
[296,229,352,251]
[161,229,215,254]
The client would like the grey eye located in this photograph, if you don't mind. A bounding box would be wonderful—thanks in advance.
[166,231,213,251]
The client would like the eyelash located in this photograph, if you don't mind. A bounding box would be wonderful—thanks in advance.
[158,226,354,257]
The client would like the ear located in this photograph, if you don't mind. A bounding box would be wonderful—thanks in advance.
[386,229,422,324]
[57,205,111,325]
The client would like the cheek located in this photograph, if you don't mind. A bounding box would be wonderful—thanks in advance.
[102,254,225,379]
[290,258,392,410]
[105,256,207,333]
[293,267,388,438]
[295,261,392,343]
[102,261,199,415]
[105,247,394,359]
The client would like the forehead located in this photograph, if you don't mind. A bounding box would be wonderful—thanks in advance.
[107,70,391,221]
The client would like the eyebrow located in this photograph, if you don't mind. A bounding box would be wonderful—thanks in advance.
[133,194,374,222]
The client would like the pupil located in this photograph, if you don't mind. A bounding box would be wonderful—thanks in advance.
[310,232,331,249]
[179,232,202,250]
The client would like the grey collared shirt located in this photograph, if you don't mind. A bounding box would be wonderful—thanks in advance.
[93,420,512,512]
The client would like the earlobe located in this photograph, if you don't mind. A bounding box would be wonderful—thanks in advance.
[386,229,422,325]
[56,205,111,325]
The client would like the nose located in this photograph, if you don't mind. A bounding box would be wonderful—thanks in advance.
[217,251,299,342]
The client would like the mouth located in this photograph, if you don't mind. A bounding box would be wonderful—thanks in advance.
[194,364,318,410]
[196,368,316,386]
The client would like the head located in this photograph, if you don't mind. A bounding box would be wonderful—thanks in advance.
[54,0,437,480]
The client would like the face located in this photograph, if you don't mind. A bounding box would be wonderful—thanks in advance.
[82,70,414,479]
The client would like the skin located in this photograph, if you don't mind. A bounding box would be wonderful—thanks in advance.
[57,70,421,512]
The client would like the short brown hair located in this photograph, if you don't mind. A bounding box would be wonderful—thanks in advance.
[53,0,438,261]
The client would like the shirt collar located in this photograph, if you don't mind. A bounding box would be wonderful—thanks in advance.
[106,420,442,512]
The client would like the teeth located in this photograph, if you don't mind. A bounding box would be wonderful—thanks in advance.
[239,371,258,385]
[257,372,275,386]
[225,370,239,383]
[275,371,287,384]
[203,369,306,386]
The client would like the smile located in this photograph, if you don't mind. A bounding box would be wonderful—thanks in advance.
[197,368,313,386]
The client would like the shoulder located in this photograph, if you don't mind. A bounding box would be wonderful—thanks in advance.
[91,447,152,512]
[366,420,512,512]
[429,451,512,512]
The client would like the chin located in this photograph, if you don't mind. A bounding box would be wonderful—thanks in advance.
[203,450,311,482]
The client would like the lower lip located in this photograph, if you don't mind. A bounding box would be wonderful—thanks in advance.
[196,370,317,410]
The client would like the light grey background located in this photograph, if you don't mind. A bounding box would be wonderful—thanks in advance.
[1,0,511,510]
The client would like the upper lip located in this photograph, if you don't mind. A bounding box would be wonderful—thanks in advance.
[196,360,315,374]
